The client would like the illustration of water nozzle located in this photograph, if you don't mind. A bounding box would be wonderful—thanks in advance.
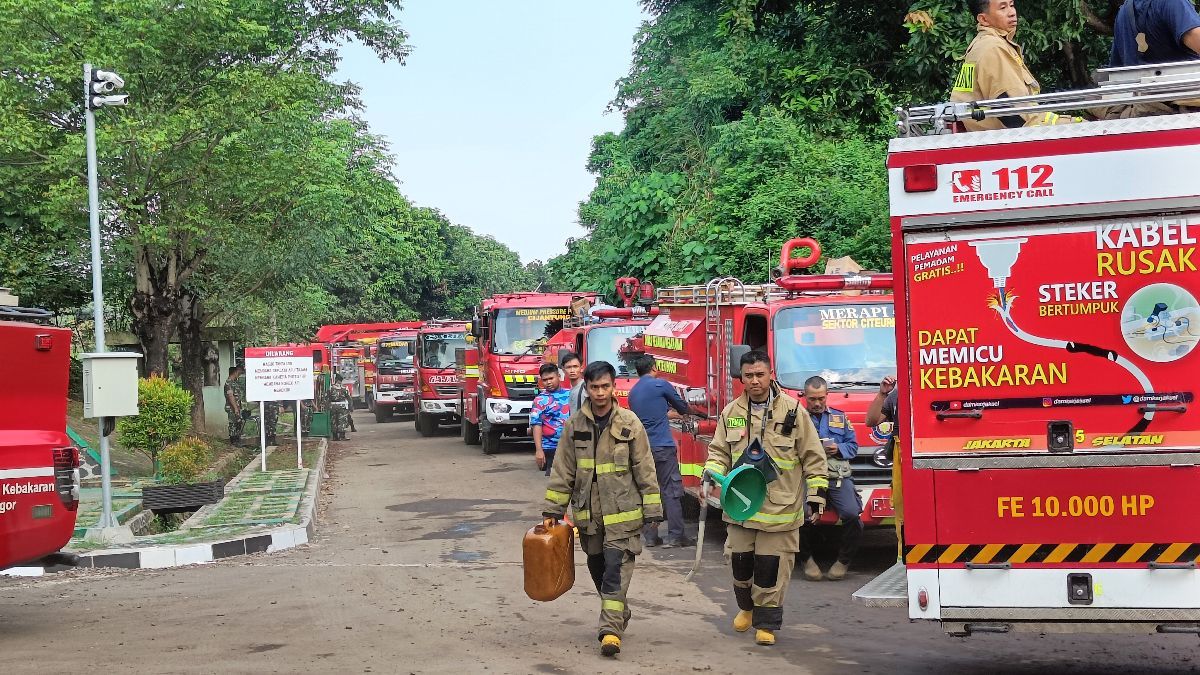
[970,238,1028,289]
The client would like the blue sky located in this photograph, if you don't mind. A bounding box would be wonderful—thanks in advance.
[336,2,647,264]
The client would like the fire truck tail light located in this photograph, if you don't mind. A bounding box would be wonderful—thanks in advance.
[34,334,53,351]
[53,446,81,511]
[917,587,929,611]
[904,164,938,193]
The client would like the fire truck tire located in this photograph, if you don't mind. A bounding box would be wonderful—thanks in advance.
[417,412,436,437]
[481,428,502,455]
[374,406,390,423]
[462,414,481,446]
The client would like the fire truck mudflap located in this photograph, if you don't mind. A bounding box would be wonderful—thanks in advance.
[857,75,1200,635]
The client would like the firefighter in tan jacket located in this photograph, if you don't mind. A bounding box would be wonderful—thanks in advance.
[543,361,662,658]
[705,351,828,646]
[950,0,1075,131]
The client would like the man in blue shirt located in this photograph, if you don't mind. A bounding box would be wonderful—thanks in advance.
[1111,0,1200,67]
[797,376,863,581]
[531,363,571,476]
[627,354,693,547]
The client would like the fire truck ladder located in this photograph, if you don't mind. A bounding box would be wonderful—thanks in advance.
[705,277,742,415]
[897,59,1200,137]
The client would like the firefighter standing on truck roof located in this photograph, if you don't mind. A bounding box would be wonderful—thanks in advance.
[951,0,1077,131]
[542,361,662,658]
[705,350,828,647]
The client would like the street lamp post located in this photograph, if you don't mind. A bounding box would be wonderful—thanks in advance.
[84,63,128,531]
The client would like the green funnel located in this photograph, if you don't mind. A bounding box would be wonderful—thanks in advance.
[708,465,767,522]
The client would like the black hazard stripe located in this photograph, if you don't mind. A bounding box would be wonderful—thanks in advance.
[904,542,1200,565]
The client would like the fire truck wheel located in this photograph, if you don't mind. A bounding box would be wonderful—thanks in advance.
[481,428,502,455]
[462,415,481,445]
[417,412,436,437]
[374,406,390,423]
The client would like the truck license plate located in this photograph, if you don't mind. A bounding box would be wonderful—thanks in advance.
[871,497,895,518]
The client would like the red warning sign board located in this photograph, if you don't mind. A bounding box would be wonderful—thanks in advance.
[903,215,1200,454]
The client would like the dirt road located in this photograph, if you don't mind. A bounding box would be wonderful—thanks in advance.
[2,412,1196,674]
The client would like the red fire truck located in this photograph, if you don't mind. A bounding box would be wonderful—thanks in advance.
[0,301,80,570]
[313,322,422,409]
[543,279,660,408]
[854,62,1200,636]
[372,323,424,422]
[645,239,897,526]
[458,292,596,454]
[413,320,469,436]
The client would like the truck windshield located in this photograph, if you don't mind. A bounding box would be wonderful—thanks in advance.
[377,340,414,369]
[773,303,896,389]
[420,332,467,369]
[492,308,570,355]
[585,325,646,378]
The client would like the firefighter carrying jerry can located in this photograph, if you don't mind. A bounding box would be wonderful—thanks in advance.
[542,361,662,658]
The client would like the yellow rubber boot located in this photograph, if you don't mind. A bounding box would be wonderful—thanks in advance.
[755,628,776,646]
[732,610,753,633]
[600,635,621,657]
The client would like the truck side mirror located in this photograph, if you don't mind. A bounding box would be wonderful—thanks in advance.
[728,345,750,378]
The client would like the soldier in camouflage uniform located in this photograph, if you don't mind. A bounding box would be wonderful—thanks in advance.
[326,374,352,441]
[300,399,314,434]
[224,366,247,444]
[263,401,280,445]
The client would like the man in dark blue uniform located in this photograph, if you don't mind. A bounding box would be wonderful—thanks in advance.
[798,376,862,581]
[1111,0,1200,67]
[627,354,694,548]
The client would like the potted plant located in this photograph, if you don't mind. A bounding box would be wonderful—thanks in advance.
[116,377,221,512]
[141,437,224,512]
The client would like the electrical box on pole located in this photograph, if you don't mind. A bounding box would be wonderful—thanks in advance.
[81,352,142,418]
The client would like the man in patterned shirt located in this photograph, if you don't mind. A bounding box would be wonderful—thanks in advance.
[531,362,571,476]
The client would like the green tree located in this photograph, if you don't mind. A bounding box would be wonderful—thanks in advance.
[553,0,1117,288]
[116,376,194,478]
[0,0,410,376]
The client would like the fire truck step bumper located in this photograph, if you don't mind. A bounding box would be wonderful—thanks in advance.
[853,561,907,608]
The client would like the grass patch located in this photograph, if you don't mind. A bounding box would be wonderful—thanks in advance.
[265,440,320,472]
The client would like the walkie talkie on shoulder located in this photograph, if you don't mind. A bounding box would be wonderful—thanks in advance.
[781,406,798,436]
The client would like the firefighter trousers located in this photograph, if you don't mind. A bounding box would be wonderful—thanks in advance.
[725,524,800,631]
[579,530,641,639]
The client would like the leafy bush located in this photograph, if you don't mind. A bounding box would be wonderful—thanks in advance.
[158,437,213,486]
[116,376,194,477]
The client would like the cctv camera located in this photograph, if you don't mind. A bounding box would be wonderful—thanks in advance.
[91,80,116,94]
[93,69,125,89]
[90,94,129,108]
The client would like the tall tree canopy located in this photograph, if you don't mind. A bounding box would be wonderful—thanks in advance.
[0,0,532,425]
[550,0,1121,292]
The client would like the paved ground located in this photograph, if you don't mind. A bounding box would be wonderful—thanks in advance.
[2,411,1197,674]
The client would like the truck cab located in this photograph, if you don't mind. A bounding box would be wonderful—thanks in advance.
[413,321,468,436]
[459,292,597,455]
[0,298,80,570]
[544,284,660,408]
[646,239,897,526]
[372,328,421,422]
